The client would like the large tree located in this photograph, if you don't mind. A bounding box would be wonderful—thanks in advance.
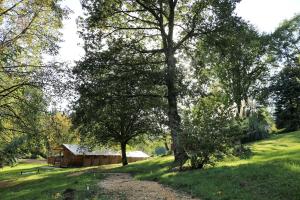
[194,19,269,117]
[268,14,300,132]
[269,14,300,68]
[0,0,68,164]
[73,40,162,165]
[79,0,240,165]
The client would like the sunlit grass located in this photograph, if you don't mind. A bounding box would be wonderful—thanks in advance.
[111,131,300,200]
[0,162,104,200]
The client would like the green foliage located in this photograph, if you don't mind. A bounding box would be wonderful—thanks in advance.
[73,39,164,165]
[181,91,241,169]
[271,66,300,132]
[127,135,171,156]
[79,0,242,164]
[0,88,47,165]
[267,15,300,132]
[0,0,68,164]
[269,14,300,67]
[241,108,276,143]
[195,18,269,114]
[42,112,80,153]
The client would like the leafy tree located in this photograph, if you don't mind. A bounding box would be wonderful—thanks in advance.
[268,14,300,132]
[41,112,80,155]
[79,0,241,165]
[182,90,240,169]
[271,66,300,132]
[0,88,47,164]
[73,40,162,166]
[195,19,269,116]
[0,0,68,164]
[269,14,300,68]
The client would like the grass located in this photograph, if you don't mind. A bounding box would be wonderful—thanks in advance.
[1,131,300,200]
[0,162,105,200]
[109,131,300,200]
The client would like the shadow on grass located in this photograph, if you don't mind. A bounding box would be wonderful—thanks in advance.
[0,167,104,200]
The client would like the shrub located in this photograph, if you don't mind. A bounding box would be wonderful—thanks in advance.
[181,92,241,169]
[154,146,167,156]
[241,108,277,143]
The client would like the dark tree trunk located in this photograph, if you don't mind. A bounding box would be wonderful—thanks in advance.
[120,142,128,166]
[165,49,188,166]
[236,101,241,118]
[164,141,170,152]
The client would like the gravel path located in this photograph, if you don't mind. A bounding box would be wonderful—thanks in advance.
[98,173,199,200]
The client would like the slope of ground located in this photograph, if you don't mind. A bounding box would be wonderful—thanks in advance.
[1,131,299,200]
[110,131,300,200]
[0,161,103,200]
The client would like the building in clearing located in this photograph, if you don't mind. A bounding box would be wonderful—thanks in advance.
[47,144,150,167]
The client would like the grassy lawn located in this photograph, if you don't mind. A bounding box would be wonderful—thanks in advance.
[1,131,299,200]
[0,162,104,200]
[110,131,300,200]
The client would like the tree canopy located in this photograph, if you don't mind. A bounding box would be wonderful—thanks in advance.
[73,39,163,165]
[0,0,68,164]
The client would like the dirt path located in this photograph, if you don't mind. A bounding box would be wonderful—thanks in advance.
[98,173,199,200]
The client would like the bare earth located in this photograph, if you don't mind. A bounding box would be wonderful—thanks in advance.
[98,173,199,200]
[0,180,14,189]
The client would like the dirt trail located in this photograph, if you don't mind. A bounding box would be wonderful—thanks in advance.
[98,173,199,200]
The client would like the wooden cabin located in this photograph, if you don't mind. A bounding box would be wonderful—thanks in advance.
[47,144,149,167]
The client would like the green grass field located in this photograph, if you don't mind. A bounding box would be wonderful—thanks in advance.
[0,162,104,200]
[111,131,300,200]
[1,131,300,200]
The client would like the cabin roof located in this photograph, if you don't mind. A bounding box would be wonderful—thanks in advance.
[62,144,150,158]
[62,144,119,156]
[127,151,150,158]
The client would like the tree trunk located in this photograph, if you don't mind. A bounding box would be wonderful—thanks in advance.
[165,50,188,166]
[120,142,128,166]
[160,1,187,167]
[164,141,170,152]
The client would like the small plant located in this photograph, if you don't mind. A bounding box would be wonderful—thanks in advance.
[182,91,242,169]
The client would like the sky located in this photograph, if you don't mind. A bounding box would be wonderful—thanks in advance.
[57,0,300,64]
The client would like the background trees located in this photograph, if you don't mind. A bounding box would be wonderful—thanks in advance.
[0,0,68,164]
[195,19,269,117]
[271,67,300,132]
[269,14,300,132]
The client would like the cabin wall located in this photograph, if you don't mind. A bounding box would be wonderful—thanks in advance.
[83,155,122,166]
[127,157,148,163]
[61,148,83,167]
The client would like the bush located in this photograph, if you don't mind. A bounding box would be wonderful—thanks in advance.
[154,146,167,156]
[181,92,241,169]
[241,108,276,143]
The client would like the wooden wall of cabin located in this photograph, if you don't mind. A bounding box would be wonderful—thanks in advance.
[62,148,84,167]
[83,155,123,166]
[81,155,147,166]
[127,157,148,163]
